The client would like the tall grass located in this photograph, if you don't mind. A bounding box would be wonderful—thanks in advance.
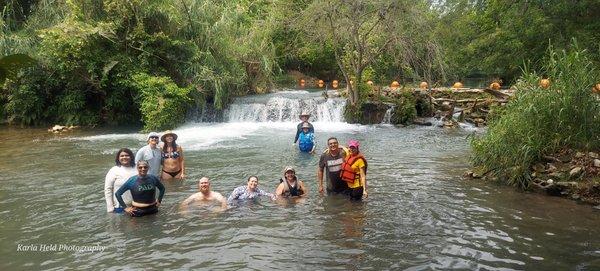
[471,43,600,189]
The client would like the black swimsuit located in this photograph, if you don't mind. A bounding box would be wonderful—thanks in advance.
[162,150,181,177]
[163,169,181,177]
[281,179,304,197]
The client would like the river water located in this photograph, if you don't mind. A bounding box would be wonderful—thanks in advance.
[1,90,599,270]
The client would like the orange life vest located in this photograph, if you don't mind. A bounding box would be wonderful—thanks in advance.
[340,154,366,184]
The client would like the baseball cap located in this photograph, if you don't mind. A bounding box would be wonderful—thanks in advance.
[147,132,160,140]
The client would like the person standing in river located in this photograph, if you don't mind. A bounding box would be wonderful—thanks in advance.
[317,137,348,195]
[160,130,186,180]
[115,160,166,217]
[104,148,137,213]
[340,139,368,200]
[293,112,314,144]
[135,132,162,177]
[297,122,316,153]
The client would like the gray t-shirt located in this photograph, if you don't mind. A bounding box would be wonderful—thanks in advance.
[319,148,347,193]
[135,145,162,177]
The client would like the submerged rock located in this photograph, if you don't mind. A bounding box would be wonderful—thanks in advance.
[594,159,600,168]
[412,118,432,126]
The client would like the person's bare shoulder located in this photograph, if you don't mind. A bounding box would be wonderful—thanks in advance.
[211,191,225,200]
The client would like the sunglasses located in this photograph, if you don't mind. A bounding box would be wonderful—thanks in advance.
[149,136,159,139]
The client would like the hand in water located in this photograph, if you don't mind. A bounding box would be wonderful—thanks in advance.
[363,191,368,199]
[318,185,324,194]
[179,173,186,180]
[125,207,135,215]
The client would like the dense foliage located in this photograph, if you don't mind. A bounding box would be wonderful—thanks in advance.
[0,0,279,128]
[437,0,600,82]
[1,0,599,129]
[471,45,600,189]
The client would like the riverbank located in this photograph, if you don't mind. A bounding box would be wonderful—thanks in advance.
[466,148,600,207]
[336,84,510,127]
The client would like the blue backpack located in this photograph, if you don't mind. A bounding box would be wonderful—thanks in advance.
[298,132,315,152]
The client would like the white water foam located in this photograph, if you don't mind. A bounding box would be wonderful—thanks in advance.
[65,90,426,150]
[68,133,143,141]
[69,121,365,152]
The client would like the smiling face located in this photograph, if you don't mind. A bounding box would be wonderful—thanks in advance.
[349,146,359,155]
[137,162,149,177]
[327,138,339,152]
[164,135,174,143]
[285,170,295,181]
[300,115,309,122]
[148,135,159,146]
[247,176,258,191]
[118,151,132,166]
[198,177,210,193]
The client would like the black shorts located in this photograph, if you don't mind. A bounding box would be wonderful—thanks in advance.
[130,205,158,217]
[327,188,349,195]
[345,187,363,201]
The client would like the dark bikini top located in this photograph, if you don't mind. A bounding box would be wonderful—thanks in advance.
[162,151,180,159]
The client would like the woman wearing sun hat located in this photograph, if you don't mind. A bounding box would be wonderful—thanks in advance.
[339,139,368,200]
[160,130,186,180]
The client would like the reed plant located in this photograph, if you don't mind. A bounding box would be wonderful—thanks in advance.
[471,43,600,189]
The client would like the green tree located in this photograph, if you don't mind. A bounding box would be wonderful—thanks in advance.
[437,0,600,83]
[295,0,441,105]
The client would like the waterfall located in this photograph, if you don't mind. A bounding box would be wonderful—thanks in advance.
[225,91,346,123]
[381,105,395,124]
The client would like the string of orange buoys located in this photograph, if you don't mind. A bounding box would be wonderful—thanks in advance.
[296,77,600,94]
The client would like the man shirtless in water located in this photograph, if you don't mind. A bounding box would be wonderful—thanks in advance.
[180,177,228,210]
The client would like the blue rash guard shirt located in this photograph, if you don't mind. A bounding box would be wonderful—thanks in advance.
[294,122,314,143]
[115,175,165,208]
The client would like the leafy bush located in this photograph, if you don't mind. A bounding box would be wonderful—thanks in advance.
[391,90,417,125]
[471,44,600,189]
[131,73,192,131]
[3,66,56,125]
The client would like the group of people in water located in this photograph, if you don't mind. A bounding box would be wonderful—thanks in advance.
[104,113,368,217]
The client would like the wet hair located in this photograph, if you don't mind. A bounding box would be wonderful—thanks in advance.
[327,137,338,143]
[247,176,258,182]
[115,148,135,167]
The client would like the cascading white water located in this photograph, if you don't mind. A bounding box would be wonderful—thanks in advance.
[226,91,346,123]
[381,105,395,124]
